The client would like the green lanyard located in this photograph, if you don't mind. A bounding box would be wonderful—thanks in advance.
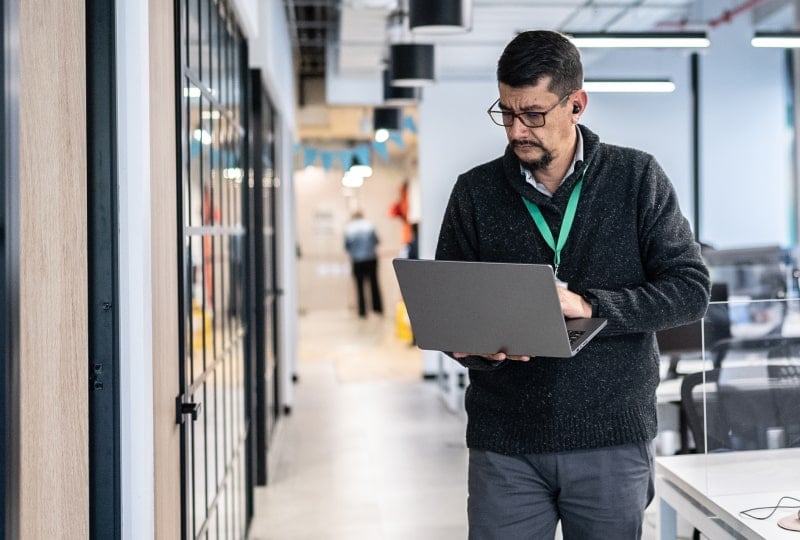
[521,162,590,278]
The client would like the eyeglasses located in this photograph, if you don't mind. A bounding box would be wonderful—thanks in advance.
[487,92,573,128]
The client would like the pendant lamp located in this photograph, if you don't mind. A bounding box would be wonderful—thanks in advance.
[373,107,402,132]
[409,0,471,34]
[390,43,435,87]
[383,69,421,105]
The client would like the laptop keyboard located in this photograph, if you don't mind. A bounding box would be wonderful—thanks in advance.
[568,330,584,345]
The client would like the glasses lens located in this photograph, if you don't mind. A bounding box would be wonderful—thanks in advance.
[520,112,545,128]
[488,110,509,126]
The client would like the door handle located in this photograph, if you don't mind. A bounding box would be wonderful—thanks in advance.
[175,397,202,424]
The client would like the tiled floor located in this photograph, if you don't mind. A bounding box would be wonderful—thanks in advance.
[248,310,689,539]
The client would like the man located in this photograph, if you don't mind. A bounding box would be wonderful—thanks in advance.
[435,30,710,539]
[344,210,383,318]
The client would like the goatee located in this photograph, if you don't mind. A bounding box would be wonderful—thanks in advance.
[512,139,552,171]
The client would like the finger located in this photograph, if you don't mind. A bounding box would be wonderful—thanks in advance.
[506,355,531,361]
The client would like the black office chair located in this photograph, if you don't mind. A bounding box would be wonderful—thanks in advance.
[680,364,800,453]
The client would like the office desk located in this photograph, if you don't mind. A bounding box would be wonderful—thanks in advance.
[656,449,800,539]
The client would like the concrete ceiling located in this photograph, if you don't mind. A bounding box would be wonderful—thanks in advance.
[284,0,795,108]
[338,0,702,79]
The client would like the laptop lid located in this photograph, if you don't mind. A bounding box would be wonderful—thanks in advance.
[392,259,607,358]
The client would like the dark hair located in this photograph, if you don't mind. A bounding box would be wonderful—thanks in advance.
[497,30,583,96]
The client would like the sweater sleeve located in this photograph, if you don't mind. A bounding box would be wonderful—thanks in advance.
[584,158,710,335]
[435,176,508,371]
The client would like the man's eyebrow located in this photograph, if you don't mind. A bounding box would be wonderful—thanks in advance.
[497,101,544,112]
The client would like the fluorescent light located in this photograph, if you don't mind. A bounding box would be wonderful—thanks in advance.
[348,155,373,177]
[184,87,201,98]
[342,173,364,188]
[192,128,212,144]
[349,164,373,177]
[569,32,709,49]
[222,167,243,180]
[584,80,676,93]
[201,110,221,120]
[751,32,800,48]
[375,128,390,143]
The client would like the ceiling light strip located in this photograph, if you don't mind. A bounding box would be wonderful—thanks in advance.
[584,80,676,93]
[751,32,800,48]
[569,32,710,49]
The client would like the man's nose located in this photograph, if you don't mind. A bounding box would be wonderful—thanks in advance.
[508,116,530,137]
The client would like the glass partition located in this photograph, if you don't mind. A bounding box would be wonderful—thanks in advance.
[690,295,800,498]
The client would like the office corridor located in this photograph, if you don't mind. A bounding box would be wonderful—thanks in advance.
[249,311,470,539]
[248,311,671,540]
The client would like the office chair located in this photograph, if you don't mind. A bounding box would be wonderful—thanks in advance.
[680,364,800,453]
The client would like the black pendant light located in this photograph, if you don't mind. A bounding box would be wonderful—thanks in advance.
[390,43,434,87]
[409,0,471,34]
[383,69,421,105]
[373,107,402,132]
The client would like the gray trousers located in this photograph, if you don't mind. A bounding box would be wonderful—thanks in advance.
[467,442,655,540]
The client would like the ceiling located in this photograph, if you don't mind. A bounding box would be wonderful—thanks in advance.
[283,0,800,111]
[284,0,795,86]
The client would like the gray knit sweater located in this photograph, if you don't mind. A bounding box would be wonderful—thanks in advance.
[435,125,710,455]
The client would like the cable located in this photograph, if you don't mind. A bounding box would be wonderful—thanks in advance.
[740,496,800,520]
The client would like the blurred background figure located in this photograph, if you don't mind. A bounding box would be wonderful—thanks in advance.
[407,222,419,260]
[344,210,384,318]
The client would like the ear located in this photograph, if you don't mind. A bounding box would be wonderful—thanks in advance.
[571,90,588,122]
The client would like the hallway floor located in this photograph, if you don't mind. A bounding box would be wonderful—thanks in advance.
[248,310,678,540]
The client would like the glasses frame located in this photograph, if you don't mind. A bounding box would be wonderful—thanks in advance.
[487,92,574,128]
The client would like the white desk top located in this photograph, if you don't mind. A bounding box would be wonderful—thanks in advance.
[656,377,683,404]
[657,449,800,539]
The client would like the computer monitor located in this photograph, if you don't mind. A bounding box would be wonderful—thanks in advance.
[701,245,785,300]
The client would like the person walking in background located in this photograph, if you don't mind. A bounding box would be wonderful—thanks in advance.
[436,30,710,539]
[344,210,383,318]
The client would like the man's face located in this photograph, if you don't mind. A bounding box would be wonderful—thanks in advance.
[498,78,577,171]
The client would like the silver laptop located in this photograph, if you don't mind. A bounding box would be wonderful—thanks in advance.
[393,259,607,358]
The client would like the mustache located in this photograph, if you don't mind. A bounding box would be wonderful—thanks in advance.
[511,139,544,149]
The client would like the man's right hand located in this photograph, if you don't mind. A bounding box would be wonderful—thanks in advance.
[453,352,531,362]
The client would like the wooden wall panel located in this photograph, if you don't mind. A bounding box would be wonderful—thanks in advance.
[149,0,182,538]
[18,0,88,537]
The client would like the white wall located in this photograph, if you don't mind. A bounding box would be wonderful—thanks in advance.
[230,0,258,40]
[699,16,791,248]
[278,119,298,409]
[580,48,694,220]
[116,0,154,537]
[250,0,296,127]
[246,1,300,409]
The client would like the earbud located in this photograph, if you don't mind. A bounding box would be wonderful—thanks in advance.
[573,105,581,114]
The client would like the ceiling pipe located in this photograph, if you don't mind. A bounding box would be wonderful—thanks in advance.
[655,0,771,29]
[707,0,771,28]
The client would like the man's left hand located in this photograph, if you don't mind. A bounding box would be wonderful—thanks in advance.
[557,286,592,319]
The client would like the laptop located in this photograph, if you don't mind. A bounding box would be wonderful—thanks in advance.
[393,259,607,358]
